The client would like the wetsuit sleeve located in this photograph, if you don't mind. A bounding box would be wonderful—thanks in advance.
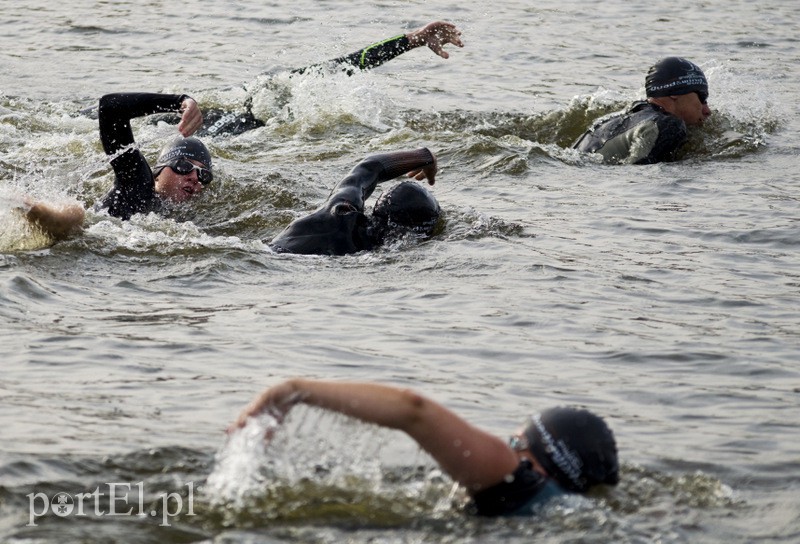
[331,35,413,72]
[97,92,187,219]
[329,148,435,211]
[293,35,413,75]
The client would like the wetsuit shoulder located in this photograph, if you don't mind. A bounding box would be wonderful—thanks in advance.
[572,101,688,164]
[270,207,371,256]
[97,93,186,219]
[469,460,566,517]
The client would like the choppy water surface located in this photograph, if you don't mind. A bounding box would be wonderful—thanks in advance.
[1,0,799,542]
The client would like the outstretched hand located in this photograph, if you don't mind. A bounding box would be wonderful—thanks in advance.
[177,97,203,137]
[408,21,464,59]
[227,381,301,434]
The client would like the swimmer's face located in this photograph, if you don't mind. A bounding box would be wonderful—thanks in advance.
[154,158,207,203]
[670,92,712,126]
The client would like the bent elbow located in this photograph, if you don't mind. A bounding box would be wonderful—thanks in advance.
[398,389,429,426]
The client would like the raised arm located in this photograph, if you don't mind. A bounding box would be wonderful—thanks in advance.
[232,379,519,494]
[327,148,437,213]
[97,93,202,219]
[98,93,201,155]
[296,21,463,75]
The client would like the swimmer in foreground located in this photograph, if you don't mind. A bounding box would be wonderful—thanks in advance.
[231,379,619,516]
[191,21,464,137]
[270,148,440,256]
[572,57,712,164]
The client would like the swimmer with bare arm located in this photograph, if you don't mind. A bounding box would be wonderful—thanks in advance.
[20,198,85,240]
[232,378,619,516]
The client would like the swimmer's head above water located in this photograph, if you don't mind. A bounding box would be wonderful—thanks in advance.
[516,406,619,492]
[152,137,214,203]
[645,57,711,127]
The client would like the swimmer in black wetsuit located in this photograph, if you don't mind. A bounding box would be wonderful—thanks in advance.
[572,57,712,164]
[97,92,211,220]
[16,92,204,235]
[270,148,440,256]
[231,378,619,517]
[196,20,463,137]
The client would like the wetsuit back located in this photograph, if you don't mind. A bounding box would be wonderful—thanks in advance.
[97,93,188,219]
[572,101,687,164]
[270,148,435,256]
[469,459,567,516]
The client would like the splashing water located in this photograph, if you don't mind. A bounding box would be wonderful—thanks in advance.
[205,412,280,507]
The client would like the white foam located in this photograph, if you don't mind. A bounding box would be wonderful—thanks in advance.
[205,412,281,507]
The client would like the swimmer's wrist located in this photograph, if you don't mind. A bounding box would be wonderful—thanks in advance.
[406,30,423,48]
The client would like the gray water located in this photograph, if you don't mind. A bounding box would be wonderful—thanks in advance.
[1,0,799,542]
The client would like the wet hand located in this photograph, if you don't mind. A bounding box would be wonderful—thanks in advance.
[177,97,203,137]
[408,21,464,59]
[226,381,300,434]
[407,163,437,185]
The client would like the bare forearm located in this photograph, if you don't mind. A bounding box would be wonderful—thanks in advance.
[26,201,85,240]
[234,378,518,492]
[238,379,427,431]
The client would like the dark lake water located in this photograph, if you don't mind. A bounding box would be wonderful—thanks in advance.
[1,0,798,542]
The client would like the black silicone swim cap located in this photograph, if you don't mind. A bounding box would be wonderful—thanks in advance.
[645,57,708,99]
[524,407,619,493]
[154,137,212,171]
[372,181,440,236]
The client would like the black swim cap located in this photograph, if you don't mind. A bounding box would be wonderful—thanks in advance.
[154,137,212,171]
[524,407,619,493]
[372,181,440,237]
[645,57,708,99]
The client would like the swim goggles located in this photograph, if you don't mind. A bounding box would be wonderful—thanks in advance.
[165,157,213,185]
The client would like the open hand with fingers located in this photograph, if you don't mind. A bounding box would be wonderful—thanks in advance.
[408,21,464,59]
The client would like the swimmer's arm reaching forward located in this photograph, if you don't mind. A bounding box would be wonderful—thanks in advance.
[296,21,464,75]
[231,379,519,495]
[22,198,85,240]
[327,148,437,213]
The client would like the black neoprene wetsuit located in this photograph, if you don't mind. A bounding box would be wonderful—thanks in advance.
[270,148,435,256]
[571,101,688,165]
[200,34,416,137]
[468,459,567,516]
[97,93,189,219]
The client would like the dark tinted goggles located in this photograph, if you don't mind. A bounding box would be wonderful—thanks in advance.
[167,157,213,185]
[696,90,708,105]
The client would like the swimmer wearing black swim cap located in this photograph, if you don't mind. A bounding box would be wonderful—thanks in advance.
[573,56,712,164]
[523,407,619,492]
[371,180,441,239]
[97,93,211,219]
[232,379,620,518]
[270,149,439,256]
